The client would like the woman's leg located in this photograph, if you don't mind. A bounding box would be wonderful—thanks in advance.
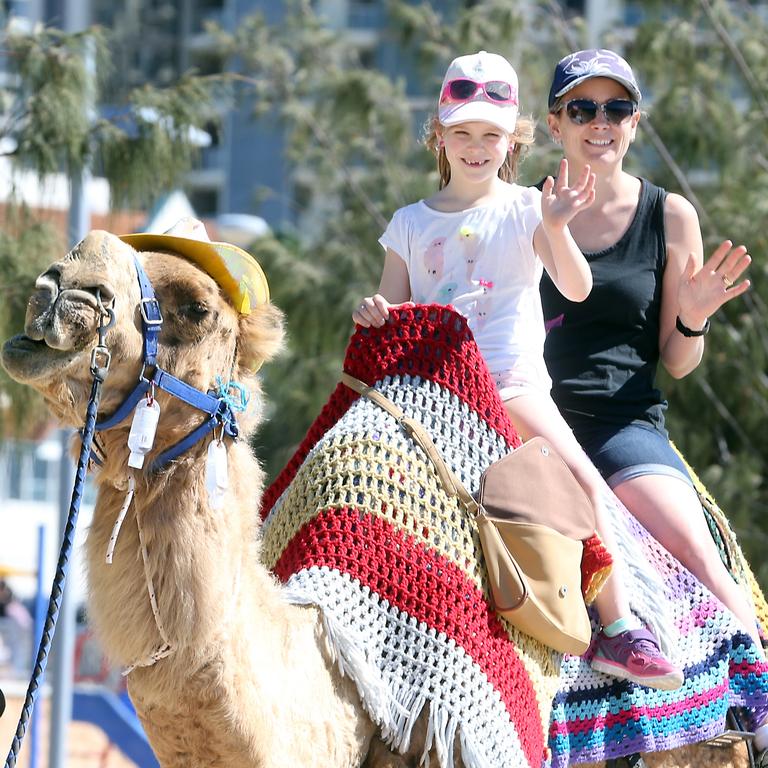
[612,474,764,654]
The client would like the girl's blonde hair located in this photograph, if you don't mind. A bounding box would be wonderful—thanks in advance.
[423,114,535,189]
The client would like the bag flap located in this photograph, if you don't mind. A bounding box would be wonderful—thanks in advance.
[478,437,595,540]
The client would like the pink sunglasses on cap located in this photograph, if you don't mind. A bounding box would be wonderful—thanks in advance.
[439,78,518,105]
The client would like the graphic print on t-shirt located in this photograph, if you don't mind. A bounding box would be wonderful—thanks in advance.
[459,224,479,280]
[423,237,447,279]
[474,279,494,332]
[436,281,459,304]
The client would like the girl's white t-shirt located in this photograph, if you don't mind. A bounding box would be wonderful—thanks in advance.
[379,183,551,393]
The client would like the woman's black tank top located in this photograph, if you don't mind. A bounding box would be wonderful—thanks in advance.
[540,178,668,430]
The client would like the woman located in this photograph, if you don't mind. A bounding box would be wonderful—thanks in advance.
[539,47,766,740]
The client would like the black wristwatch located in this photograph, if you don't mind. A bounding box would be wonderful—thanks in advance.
[676,315,710,337]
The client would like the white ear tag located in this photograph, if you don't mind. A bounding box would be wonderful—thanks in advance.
[127,399,161,469]
[206,440,229,510]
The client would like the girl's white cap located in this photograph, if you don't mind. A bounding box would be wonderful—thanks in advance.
[438,51,519,134]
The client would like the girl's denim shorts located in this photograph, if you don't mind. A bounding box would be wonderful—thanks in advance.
[570,419,693,490]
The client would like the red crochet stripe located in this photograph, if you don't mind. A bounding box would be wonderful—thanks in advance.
[273,506,545,768]
[261,304,520,517]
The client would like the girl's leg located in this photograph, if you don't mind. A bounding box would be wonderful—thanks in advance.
[503,394,632,625]
[612,474,764,655]
[503,393,683,689]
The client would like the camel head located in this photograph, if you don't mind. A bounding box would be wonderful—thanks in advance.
[1,222,284,443]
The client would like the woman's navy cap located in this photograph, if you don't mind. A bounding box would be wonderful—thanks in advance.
[548,49,641,109]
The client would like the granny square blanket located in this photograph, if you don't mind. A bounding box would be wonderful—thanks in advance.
[260,305,768,767]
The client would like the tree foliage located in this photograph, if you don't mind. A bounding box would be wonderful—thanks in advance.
[2,2,765,584]
[214,1,767,583]
[0,22,218,424]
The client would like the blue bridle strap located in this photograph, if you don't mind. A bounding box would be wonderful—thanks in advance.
[94,255,240,472]
[134,257,161,367]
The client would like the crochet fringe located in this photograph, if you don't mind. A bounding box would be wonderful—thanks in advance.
[284,582,503,768]
[283,584,393,719]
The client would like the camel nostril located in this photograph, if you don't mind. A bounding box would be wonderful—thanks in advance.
[94,284,116,306]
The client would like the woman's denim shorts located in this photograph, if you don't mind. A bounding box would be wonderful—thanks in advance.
[570,419,693,490]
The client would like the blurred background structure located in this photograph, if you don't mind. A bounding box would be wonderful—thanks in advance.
[1,1,767,764]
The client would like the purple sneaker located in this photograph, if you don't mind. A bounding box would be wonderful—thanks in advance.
[591,627,684,690]
[750,702,768,752]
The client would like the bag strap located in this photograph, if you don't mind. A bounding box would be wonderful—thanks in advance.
[341,372,480,516]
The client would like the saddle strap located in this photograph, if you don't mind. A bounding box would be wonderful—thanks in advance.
[340,372,480,516]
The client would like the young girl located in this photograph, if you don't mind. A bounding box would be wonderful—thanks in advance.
[353,50,682,690]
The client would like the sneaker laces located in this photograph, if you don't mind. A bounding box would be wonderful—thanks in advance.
[627,636,662,658]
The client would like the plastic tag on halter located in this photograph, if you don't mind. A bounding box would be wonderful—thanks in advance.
[206,440,228,510]
[127,399,161,469]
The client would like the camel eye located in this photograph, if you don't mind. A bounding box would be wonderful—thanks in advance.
[183,301,209,320]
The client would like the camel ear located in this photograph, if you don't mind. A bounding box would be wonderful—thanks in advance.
[237,303,285,373]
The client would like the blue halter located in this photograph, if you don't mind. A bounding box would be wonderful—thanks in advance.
[95,256,241,472]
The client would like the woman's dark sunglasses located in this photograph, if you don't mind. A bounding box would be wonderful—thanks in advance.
[564,98,638,125]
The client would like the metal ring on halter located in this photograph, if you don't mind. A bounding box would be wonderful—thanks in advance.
[722,274,734,289]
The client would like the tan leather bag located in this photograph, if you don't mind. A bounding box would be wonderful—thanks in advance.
[341,373,601,655]
[475,438,596,654]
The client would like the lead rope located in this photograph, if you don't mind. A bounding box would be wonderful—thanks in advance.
[104,478,176,674]
[5,300,114,768]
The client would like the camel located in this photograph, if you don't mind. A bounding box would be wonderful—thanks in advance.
[1,225,761,768]
[0,226,410,768]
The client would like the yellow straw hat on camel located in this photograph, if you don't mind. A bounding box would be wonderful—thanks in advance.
[120,217,270,314]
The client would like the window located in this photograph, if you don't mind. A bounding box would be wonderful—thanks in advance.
[188,187,220,217]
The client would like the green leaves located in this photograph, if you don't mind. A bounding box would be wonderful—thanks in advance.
[97,74,219,207]
[0,204,60,427]
[1,2,766,575]
[0,22,218,423]
[226,1,768,576]
[3,27,105,175]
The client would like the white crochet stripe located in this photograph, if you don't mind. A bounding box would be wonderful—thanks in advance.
[262,375,511,532]
[372,375,512,489]
[283,566,534,768]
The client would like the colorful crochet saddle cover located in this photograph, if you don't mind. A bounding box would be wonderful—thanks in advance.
[550,488,768,765]
[260,305,768,768]
[680,451,768,640]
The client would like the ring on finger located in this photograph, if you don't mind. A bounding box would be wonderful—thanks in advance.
[721,274,734,289]
[359,303,367,311]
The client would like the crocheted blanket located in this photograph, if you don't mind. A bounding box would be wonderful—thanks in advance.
[260,305,768,768]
